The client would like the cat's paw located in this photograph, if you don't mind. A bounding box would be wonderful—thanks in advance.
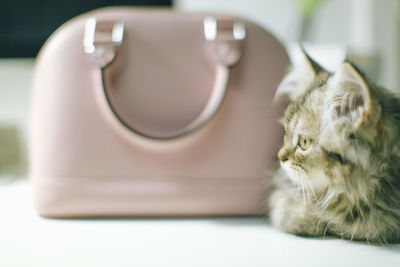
[269,189,326,237]
[268,189,299,231]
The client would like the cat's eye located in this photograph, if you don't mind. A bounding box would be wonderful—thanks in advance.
[298,135,312,151]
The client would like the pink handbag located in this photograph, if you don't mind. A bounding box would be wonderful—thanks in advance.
[30,7,289,218]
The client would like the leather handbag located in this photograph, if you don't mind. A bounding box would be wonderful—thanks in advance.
[30,7,289,218]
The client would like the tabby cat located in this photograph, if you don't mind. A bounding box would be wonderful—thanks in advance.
[269,49,400,244]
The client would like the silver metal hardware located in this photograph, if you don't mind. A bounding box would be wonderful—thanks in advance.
[233,22,246,40]
[84,18,124,68]
[203,17,246,67]
[203,17,246,41]
[203,17,217,41]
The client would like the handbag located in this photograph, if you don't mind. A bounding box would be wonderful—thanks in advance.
[30,7,289,217]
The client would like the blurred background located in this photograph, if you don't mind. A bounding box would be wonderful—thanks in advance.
[1,0,399,178]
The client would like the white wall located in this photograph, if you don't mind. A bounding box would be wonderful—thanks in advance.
[375,1,400,91]
[174,0,350,44]
[0,59,32,175]
[174,0,400,91]
[0,59,32,139]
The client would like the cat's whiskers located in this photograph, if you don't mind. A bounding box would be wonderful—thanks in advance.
[304,177,317,201]
[289,165,318,204]
[291,167,308,204]
[318,189,339,210]
[299,178,306,205]
[303,178,311,203]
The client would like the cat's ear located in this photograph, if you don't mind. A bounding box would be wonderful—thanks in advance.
[325,61,372,129]
[275,48,322,101]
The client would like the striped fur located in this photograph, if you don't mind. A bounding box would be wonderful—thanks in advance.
[269,52,400,244]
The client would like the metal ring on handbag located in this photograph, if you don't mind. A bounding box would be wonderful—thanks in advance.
[83,17,245,140]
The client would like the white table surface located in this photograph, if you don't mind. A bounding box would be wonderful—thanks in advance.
[0,179,399,267]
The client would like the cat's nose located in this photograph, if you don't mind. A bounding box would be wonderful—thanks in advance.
[278,150,288,162]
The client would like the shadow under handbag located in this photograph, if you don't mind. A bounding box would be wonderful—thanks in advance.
[30,7,289,218]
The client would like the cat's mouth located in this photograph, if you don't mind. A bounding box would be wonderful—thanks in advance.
[280,161,319,203]
[280,161,308,185]
[282,161,330,192]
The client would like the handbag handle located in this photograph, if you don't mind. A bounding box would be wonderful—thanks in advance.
[84,17,245,140]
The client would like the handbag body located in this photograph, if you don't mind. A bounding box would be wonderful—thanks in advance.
[30,7,289,217]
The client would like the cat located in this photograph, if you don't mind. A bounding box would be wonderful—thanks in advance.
[269,49,400,244]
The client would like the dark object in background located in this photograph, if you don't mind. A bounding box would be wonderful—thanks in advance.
[0,126,25,177]
[0,0,171,58]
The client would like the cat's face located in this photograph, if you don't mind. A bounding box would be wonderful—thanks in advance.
[275,50,382,193]
[278,87,331,190]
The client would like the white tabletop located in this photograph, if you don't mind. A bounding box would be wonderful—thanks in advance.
[0,179,399,267]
